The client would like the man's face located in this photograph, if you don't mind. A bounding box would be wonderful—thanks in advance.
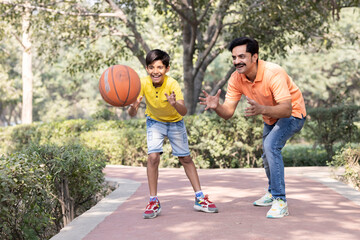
[146,60,169,87]
[232,45,258,75]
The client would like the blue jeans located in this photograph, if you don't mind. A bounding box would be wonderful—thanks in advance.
[262,116,306,201]
[146,117,190,157]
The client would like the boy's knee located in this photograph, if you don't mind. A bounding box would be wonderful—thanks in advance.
[179,155,192,165]
[148,153,160,167]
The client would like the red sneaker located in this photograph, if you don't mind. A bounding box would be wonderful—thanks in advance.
[143,200,161,219]
[194,195,218,213]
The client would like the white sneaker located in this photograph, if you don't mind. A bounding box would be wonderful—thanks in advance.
[266,198,289,218]
[253,191,273,206]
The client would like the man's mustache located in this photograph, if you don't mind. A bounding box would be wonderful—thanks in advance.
[234,63,246,67]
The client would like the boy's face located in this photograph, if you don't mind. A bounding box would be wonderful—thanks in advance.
[146,60,170,87]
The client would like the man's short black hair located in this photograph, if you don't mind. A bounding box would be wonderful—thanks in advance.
[146,49,170,68]
[228,37,259,56]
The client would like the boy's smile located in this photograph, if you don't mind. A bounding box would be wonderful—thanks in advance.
[146,60,170,87]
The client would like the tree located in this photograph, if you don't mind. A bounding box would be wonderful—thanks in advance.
[1,0,359,119]
[0,0,61,124]
[60,0,360,114]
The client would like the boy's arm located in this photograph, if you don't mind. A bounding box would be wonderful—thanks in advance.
[165,91,187,116]
[173,99,187,116]
[128,96,143,117]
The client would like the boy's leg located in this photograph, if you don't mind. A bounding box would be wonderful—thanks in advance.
[147,153,161,196]
[179,155,218,213]
[144,117,165,219]
[179,156,201,192]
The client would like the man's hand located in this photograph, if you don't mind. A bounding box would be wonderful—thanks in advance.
[245,97,263,116]
[198,89,221,110]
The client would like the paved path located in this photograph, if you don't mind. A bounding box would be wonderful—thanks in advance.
[51,166,360,240]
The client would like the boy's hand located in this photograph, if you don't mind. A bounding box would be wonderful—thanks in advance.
[130,96,143,109]
[128,96,143,117]
[198,89,221,110]
[165,91,177,106]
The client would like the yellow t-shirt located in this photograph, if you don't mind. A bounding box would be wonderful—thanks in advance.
[139,75,184,122]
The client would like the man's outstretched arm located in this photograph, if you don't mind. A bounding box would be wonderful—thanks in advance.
[199,90,239,120]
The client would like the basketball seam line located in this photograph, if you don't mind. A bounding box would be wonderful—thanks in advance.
[111,66,125,104]
[99,80,119,106]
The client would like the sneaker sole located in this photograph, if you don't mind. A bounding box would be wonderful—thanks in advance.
[194,205,218,213]
[143,208,161,219]
[266,211,289,219]
[253,202,273,207]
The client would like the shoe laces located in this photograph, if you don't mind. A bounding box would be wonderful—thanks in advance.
[146,201,158,210]
[198,194,213,204]
[272,198,285,207]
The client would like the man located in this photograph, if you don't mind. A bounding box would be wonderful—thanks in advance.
[199,37,306,218]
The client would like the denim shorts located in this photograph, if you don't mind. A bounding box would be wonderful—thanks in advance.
[146,117,190,157]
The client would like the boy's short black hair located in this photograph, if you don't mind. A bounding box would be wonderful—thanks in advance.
[146,49,170,68]
[228,37,259,56]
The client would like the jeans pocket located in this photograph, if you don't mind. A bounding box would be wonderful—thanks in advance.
[175,120,184,129]
[146,117,156,128]
[291,116,305,133]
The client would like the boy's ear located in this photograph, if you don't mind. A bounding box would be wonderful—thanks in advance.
[166,66,170,73]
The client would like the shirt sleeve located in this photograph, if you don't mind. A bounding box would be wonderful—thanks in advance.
[138,77,146,98]
[172,80,184,101]
[270,71,292,103]
[225,73,242,101]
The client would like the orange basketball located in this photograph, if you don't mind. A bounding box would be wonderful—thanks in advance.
[99,65,141,107]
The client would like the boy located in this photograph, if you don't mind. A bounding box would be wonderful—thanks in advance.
[128,49,218,219]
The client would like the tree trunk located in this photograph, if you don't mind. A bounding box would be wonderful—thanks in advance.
[21,2,33,124]
[182,17,196,114]
[59,178,75,227]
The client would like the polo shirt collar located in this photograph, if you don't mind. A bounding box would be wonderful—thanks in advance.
[254,60,265,83]
[151,75,168,89]
[238,60,265,83]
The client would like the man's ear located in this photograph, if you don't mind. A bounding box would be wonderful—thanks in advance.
[252,53,258,63]
[166,66,170,73]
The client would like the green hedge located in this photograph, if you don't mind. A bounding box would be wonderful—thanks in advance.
[282,144,328,167]
[331,144,360,190]
[0,144,107,240]
[0,114,266,168]
[2,113,350,169]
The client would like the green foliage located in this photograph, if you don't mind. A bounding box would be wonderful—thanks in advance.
[330,144,360,190]
[91,108,118,120]
[0,143,107,240]
[0,153,54,240]
[282,144,329,167]
[1,112,358,170]
[186,112,263,168]
[80,122,148,166]
[27,143,107,217]
[306,105,360,160]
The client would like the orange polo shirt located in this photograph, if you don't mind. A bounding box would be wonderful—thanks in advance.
[225,60,306,125]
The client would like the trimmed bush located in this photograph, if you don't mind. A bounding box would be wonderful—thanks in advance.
[0,143,107,240]
[282,144,328,166]
[331,144,360,190]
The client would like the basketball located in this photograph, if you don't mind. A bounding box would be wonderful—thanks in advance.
[99,65,141,107]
